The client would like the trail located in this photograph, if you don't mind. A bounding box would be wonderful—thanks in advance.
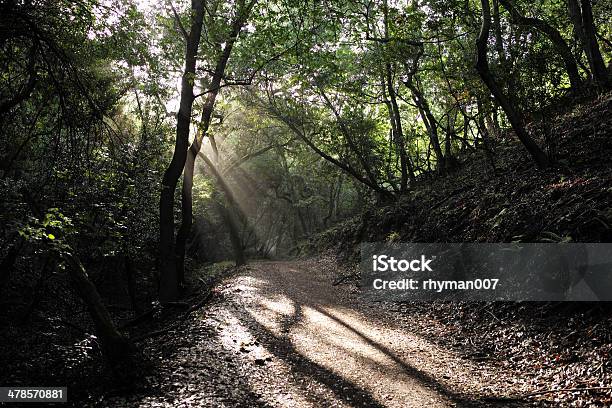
[103,261,534,407]
[204,261,529,408]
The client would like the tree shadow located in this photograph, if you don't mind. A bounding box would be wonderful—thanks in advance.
[312,306,521,407]
[278,300,303,336]
[230,300,388,407]
[231,264,529,407]
[229,297,524,408]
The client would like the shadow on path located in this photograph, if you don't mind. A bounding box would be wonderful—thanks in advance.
[229,299,388,407]
[222,261,530,407]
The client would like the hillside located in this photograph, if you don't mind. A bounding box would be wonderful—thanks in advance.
[307,93,612,407]
[314,93,612,260]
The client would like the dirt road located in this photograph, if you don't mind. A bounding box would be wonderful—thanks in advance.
[205,261,530,408]
[101,260,533,407]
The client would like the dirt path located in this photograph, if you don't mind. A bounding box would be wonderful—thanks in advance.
[205,261,532,408]
[100,261,535,407]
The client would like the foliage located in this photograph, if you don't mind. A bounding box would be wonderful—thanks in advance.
[0,0,610,355]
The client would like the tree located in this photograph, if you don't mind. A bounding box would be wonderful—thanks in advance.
[567,0,609,88]
[498,0,582,93]
[0,0,161,369]
[261,88,394,200]
[175,0,257,285]
[475,0,549,168]
[60,250,136,373]
[159,0,205,302]
[381,0,415,190]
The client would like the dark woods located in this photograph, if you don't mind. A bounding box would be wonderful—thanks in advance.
[1,0,610,377]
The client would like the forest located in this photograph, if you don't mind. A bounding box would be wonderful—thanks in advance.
[1,0,611,406]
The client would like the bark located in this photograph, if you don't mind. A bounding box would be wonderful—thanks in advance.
[443,128,452,163]
[384,67,415,190]
[492,104,502,136]
[175,1,255,284]
[498,0,582,93]
[485,106,498,138]
[382,0,414,190]
[476,97,498,172]
[579,0,609,87]
[492,0,507,65]
[61,251,135,368]
[383,128,400,193]
[461,117,469,152]
[567,0,609,87]
[408,82,446,172]
[159,0,205,302]
[568,0,587,47]
[476,0,549,168]
[444,109,459,169]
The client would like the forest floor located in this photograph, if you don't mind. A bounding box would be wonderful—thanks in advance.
[93,261,545,408]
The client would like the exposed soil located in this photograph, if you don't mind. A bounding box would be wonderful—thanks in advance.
[88,261,542,408]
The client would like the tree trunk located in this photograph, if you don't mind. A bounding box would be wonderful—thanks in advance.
[492,104,502,136]
[159,0,205,303]
[485,108,498,139]
[567,0,609,87]
[382,0,414,190]
[414,91,446,172]
[61,251,135,370]
[175,2,255,284]
[568,0,587,47]
[477,97,498,172]
[444,109,458,169]
[461,117,469,152]
[384,67,415,190]
[492,0,507,65]
[476,0,549,168]
[579,0,609,88]
[498,0,582,93]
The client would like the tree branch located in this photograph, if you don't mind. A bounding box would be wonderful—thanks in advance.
[169,1,189,41]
